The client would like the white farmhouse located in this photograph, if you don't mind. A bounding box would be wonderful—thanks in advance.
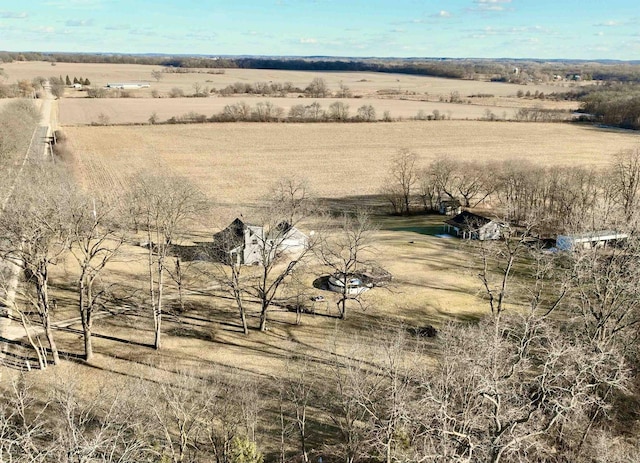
[211,218,308,265]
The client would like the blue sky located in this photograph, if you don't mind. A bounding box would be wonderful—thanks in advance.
[0,0,639,59]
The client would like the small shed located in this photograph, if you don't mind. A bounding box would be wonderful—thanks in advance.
[556,230,628,251]
[445,211,502,240]
[438,198,462,216]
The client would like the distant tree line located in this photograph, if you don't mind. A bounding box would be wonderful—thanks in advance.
[578,83,640,130]
[3,52,637,82]
[382,147,640,233]
[158,100,382,124]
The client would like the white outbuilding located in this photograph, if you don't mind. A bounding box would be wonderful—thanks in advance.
[556,230,628,251]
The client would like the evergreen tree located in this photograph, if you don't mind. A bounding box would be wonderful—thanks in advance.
[65,75,71,85]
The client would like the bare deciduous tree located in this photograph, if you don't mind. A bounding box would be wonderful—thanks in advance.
[455,161,494,208]
[281,352,316,463]
[381,149,419,215]
[316,210,377,319]
[69,194,125,361]
[305,77,329,98]
[0,166,73,366]
[150,371,214,463]
[325,340,370,463]
[239,179,316,332]
[151,69,163,82]
[610,147,640,223]
[328,101,350,121]
[430,156,458,202]
[128,174,204,349]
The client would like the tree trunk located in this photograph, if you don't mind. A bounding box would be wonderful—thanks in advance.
[259,305,268,332]
[340,274,348,319]
[155,257,164,350]
[146,227,158,349]
[232,265,248,335]
[42,316,59,365]
[18,310,47,369]
[37,273,59,365]
[79,273,94,362]
[237,295,248,335]
[175,257,184,312]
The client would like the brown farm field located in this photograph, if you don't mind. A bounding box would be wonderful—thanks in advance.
[3,61,572,98]
[64,121,639,209]
[58,95,578,125]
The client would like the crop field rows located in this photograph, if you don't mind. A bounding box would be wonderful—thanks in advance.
[64,121,640,209]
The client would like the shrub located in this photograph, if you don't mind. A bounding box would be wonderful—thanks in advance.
[169,87,184,98]
[86,86,107,98]
[356,104,376,121]
[230,436,263,463]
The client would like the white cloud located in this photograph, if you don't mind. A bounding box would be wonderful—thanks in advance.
[105,24,130,31]
[32,26,56,34]
[185,31,218,41]
[129,28,157,37]
[0,11,28,19]
[44,0,103,10]
[470,0,512,12]
[437,10,451,17]
[65,19,93,27]
[299,37,317,44]
[594,20,621,27]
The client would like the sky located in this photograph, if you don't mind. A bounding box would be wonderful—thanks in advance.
[0,0,639,60]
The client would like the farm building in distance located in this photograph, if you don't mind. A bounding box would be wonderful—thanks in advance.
[105,82,150,89]
[556,230,628,251]
[444,211,502,240]
[211,218,308,265]
[438,198,462,216]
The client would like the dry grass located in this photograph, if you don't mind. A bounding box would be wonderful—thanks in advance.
[39,213,478,378]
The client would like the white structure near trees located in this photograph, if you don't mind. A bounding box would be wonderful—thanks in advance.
[444,211,502,240]
[556,230,628,251]
[105,82,150,89]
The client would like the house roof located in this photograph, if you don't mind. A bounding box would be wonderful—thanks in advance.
[445,211,494,230]
[212,218,306,251]
[440,198,461,206]
[212,218,248,252]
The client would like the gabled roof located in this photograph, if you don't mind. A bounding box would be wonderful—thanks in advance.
[439,198,461,206]
[212,218,247,253]
[445,211,494,230]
